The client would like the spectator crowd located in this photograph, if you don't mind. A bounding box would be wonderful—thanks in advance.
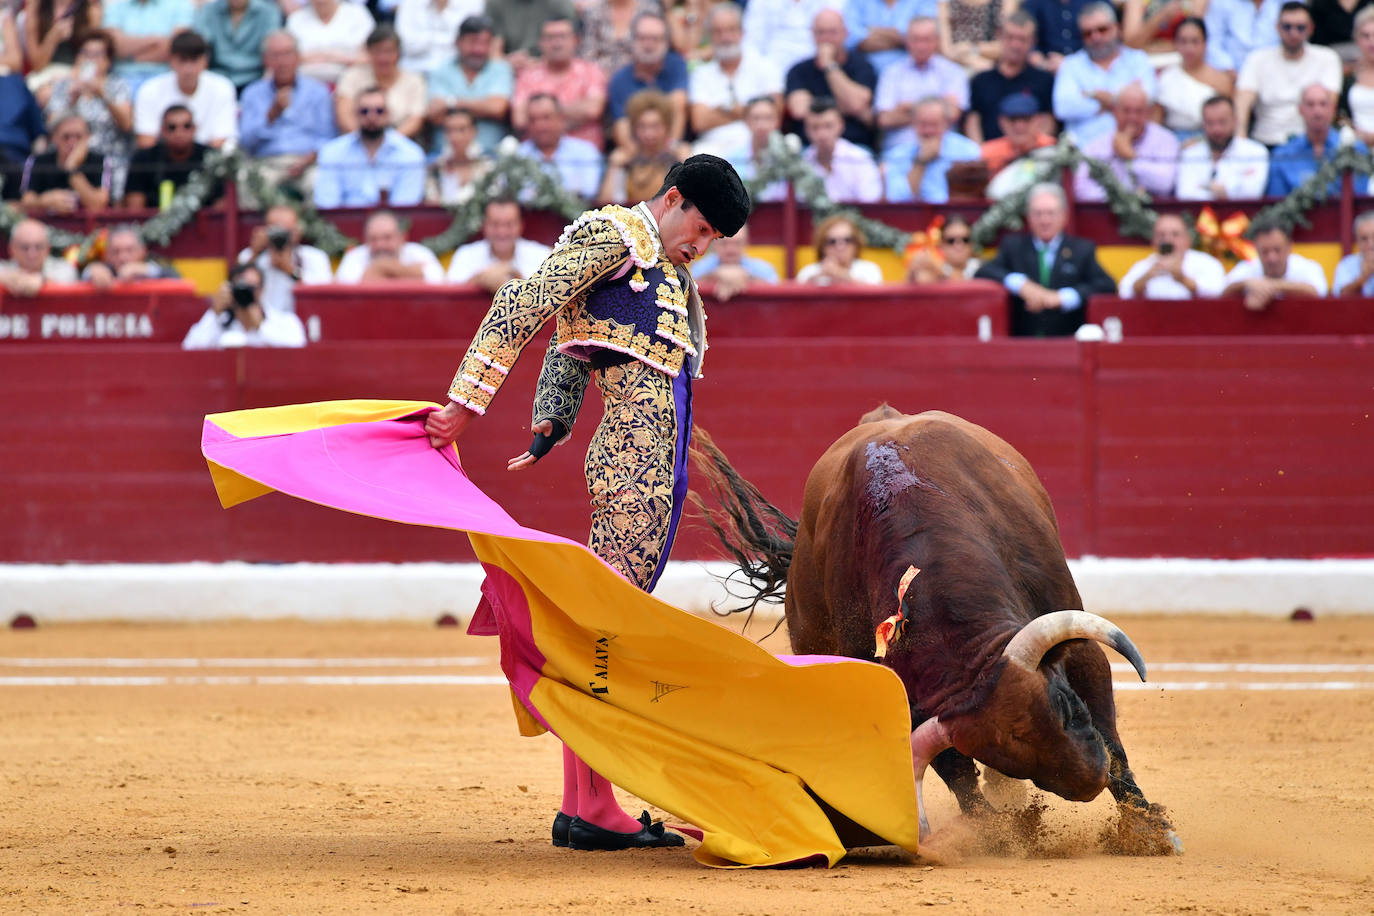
[2,0,1374,344]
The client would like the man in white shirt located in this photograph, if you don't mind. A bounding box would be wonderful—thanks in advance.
[874,16,969,153]
[1221,220,1328,310]
[445,198,551,292]
[802,97,881,203]
[688,2,784,157]
[1119,214,1227,299]
[182,261,308,349]
[1234,3,1341,147]
[133,31,238,148]
[1175,96,1270,200]
[335,210,444,284]
[236,205,334,314]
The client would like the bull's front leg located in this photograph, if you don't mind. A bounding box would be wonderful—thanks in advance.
[931,748,997,817]
[1061,646,1183,855]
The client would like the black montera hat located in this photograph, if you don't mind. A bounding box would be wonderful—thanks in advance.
[664,154,751,237]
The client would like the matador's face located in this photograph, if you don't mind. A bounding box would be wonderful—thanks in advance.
[658,190,724,266]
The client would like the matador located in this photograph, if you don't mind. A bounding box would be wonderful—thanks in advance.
[425,155,751,851]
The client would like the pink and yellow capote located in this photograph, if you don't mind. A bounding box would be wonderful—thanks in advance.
[201,399,921,867]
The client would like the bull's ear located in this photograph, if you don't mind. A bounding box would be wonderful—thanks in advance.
[858,403,903,425]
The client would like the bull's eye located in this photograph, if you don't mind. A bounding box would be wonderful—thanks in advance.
[1052,685,1091,730]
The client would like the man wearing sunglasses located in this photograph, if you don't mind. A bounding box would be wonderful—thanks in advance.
[1234,2,1341,148]
[1051,2,1156,142]
[313,86,426,208]
[122,104,222,208]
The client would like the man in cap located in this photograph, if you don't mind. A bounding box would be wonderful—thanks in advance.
[425,154,750,852]
[979,92,1056,173]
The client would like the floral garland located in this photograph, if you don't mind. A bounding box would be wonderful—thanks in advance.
[969,136,1157,248]
[6,133,1371,264]
[1248,143,1374,233]
[744,132,1158,254]
[0,147,241,259]
[240,159,355,257]
[745,131,911,251]
[418,137,588,256]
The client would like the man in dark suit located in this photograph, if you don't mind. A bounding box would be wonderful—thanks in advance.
[976,182,1116,337]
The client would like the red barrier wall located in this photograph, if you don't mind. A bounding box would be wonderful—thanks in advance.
[19,198,1354,263]
[0,281,204,343]
[292,281,1010,342]
[4,336,1371,563]
[1088,296,1374,337]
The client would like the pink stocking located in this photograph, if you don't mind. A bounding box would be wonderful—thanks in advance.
[570,747,641,833]
[561,744,578,816]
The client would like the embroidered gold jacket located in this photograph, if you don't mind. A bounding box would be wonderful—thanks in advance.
[447,203,706,417]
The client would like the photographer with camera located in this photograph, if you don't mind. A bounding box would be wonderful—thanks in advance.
[236,204,333,315]
[181,261,307,349]
[1119,213,1226,299]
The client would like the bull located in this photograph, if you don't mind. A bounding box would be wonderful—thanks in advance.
[692,406,1180,854]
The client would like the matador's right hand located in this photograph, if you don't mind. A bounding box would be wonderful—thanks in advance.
[426,401,475,449]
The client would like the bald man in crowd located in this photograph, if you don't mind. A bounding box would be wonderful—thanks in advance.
[0,219,78,296]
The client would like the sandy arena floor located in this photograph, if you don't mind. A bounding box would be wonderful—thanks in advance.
[1,615,1372,915]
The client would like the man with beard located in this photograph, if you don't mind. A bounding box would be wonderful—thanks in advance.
[607,12,687,152]
[423,155,750,852]
[313,87,425,208]
[688,2,783,158]
[426,15,514,157]
[1234,3,1341,148]
[1175,95,1270,199]
[1051,2,1156,142]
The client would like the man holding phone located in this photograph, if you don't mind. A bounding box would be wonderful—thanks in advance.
[1118,213,1227,299]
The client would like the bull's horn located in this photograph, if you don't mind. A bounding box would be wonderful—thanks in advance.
[1002,610,1147,682]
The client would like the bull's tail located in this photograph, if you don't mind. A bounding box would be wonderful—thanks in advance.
[688,428,798,616]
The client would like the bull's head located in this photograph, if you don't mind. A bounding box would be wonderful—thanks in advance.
[910,611,1146,838]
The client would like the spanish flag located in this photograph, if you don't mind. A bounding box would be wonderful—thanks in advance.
[201,400,920,867]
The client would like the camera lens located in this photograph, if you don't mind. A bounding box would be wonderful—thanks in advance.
[231,283,257,307]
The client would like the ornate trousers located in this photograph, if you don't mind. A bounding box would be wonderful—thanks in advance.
[584,359,693,592]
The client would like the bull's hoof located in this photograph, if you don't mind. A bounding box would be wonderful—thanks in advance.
[1101,802,1183,856]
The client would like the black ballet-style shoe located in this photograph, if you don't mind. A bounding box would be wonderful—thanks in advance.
[552,811,572,847]
[567,811,686,851]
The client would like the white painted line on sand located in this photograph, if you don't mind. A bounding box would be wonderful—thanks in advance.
[1112,662,1374,674]
[0,656,493,669]
[0,674,509,687]
[1116,681,1374,691]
